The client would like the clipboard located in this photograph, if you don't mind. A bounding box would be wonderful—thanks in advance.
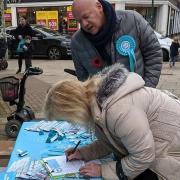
[40,155,85,178]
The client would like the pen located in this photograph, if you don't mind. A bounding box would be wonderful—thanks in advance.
[72,140,81,154]
[66,140,81,162]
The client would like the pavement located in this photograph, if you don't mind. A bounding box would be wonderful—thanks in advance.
[0,59,180,136]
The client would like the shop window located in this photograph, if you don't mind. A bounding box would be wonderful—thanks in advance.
[126,6,157,28]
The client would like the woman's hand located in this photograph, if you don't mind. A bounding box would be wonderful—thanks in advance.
[79,163,102,177]
[65,148,83,161]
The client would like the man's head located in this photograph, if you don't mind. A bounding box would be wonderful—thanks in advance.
[72,0,106,35]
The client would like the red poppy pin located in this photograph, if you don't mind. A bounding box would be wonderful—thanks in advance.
[91,57,102,68]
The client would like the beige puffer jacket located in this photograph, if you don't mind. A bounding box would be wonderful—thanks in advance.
[79,65,180,180]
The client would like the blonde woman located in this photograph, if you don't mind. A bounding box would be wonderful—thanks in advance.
[44,64,180,180]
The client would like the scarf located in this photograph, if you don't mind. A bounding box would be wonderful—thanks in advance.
[81,0,116,65]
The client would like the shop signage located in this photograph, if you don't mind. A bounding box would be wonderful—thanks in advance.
[4,13,11,21]
[36,11,58,30]
[7,0,72,3]
[67,6,72,12]
[7,0,71,3]
[4,8,12,22]
[66,11,78,31]
[17,8,28,13]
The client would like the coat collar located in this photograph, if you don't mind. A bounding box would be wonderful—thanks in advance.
[96,63,145,107]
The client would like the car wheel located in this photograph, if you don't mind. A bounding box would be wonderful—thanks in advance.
[48,46,61,60]
[162,49,169,62]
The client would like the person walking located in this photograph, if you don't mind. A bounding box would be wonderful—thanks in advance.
[71,0,162,88]
[14,16,33,74]
[169,37,180,67]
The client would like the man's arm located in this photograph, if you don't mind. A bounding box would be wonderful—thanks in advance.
[134,11,163,87]
[71,40,89,81]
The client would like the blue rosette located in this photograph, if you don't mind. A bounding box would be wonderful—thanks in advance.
[116,35,136,72]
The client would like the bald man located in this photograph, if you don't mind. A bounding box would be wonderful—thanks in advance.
[70,0,162,88]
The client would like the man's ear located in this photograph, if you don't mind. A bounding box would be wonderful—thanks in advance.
[96,1,103,10]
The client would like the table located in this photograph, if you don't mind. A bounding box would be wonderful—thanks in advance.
[4,121,102,180]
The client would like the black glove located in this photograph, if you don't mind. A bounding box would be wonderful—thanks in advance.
[116,161,128,180]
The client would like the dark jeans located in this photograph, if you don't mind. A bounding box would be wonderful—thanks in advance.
[114,154,158,180]
[134,169,158,180]
[170,55,178,66]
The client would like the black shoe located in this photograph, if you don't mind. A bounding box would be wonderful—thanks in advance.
[16,70,21,74]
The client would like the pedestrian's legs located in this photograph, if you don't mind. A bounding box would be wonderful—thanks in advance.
[16,53,23,74]
[172,56,176,66]
[25,55,32,71]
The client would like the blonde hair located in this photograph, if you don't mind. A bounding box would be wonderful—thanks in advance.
[43,78,99,125]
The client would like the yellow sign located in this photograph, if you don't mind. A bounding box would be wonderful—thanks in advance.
[4,8,11,14]
[36,11,59,30]
[67,6,72,12]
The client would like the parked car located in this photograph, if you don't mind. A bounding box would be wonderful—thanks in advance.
[6,25,71,60]
[155,31,173,62]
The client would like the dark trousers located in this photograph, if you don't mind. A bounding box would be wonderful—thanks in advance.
[134,169,158,180]
[114,154,158,180]
[18,52,32,71]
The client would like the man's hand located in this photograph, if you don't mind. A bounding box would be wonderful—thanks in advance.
[65,148,83,161]
[79,163,102,177]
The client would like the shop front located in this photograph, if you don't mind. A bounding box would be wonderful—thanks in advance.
[126,6,157,29]
[16,5,78,34]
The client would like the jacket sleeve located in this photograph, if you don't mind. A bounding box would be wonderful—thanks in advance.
[71,38,89,81]
[107,106,155,179]
[78,139,112,161]
[134,11,163,87]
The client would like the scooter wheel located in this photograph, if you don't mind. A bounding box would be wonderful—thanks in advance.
[2,60,8,70]
[5,120,22,138]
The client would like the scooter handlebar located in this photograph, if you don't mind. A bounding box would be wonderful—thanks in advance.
[64,68,76,76]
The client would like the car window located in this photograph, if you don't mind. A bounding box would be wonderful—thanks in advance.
[32,30,44,38]
[36,26,60,36]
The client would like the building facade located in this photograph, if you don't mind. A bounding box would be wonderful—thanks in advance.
[5,0,180,36]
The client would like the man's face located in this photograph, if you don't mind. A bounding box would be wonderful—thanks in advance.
[73,2,105,35]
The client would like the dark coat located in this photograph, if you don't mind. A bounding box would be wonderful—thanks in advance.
[71,10,163,88]
[170,42,180,58]
[13,24,33,40]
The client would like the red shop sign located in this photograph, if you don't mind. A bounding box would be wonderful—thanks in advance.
[48,19,58,30]
[67,12,73,19]
[17,8,28,13]
[4,14,12,21]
